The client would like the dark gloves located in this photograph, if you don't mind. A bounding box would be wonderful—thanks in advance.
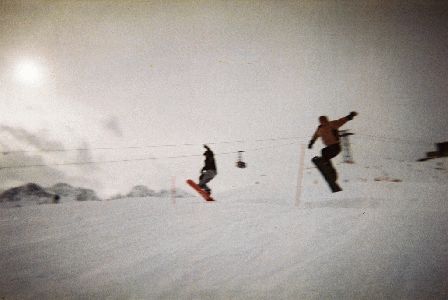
[308,140,315,149]
[347,111,358,120]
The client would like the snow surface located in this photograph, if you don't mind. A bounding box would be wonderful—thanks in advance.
[1,159,447,299]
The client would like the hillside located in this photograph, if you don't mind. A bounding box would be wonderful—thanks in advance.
[0,158,447,299]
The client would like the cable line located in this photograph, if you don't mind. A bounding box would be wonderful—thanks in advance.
[356,134,433,146]
[1,136,307,155]
[0,141,300,170]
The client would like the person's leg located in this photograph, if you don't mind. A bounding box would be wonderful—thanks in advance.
[321,144,341,181]
[321,144,341,160]
[198,170,216,192]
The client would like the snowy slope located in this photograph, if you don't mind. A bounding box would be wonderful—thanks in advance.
[0,159,447,299]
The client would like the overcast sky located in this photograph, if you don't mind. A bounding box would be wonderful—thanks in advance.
[1,1,447,196]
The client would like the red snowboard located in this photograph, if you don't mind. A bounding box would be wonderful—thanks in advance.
[186,179,215,201]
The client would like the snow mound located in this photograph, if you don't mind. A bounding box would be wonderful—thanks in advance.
[110,185,192,200]
[47,183,101,202]
[126,185,156,197]
[0,183,59,207]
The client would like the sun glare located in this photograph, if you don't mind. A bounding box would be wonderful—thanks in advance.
[15,60,44,86]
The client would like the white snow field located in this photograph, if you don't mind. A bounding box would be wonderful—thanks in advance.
[1,159,447,299]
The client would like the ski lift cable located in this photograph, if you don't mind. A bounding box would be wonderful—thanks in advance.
[356,134,434,146]
[1,136,308,155]
[0,141,301,170]
[1,127,437,155]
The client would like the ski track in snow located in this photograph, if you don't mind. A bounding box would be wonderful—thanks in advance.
[1,160,448,299]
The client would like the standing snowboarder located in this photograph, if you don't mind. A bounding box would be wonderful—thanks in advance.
[198,145,217,195]
[308,112,357,192]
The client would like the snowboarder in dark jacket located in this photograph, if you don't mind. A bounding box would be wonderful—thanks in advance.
[308,111,357,167]
[198,145,217,194]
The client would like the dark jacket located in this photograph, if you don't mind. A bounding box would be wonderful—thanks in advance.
[202,150,217,173]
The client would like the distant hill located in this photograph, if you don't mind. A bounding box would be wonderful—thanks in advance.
[0,182,196,208]
[0,183,59,208]
[109,185,193,200]
[47,183,101,202]
[0,182,101,208]
[126,185,157,197]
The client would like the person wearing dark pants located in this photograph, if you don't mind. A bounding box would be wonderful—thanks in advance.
[308,112,358,178]
[198,145,217,195]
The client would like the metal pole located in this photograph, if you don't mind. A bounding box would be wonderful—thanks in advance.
[171,176,176,205]
[295,143,306,207]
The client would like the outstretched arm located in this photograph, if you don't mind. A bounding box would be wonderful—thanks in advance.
[308,129,319,149]
[333,111,358,128]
